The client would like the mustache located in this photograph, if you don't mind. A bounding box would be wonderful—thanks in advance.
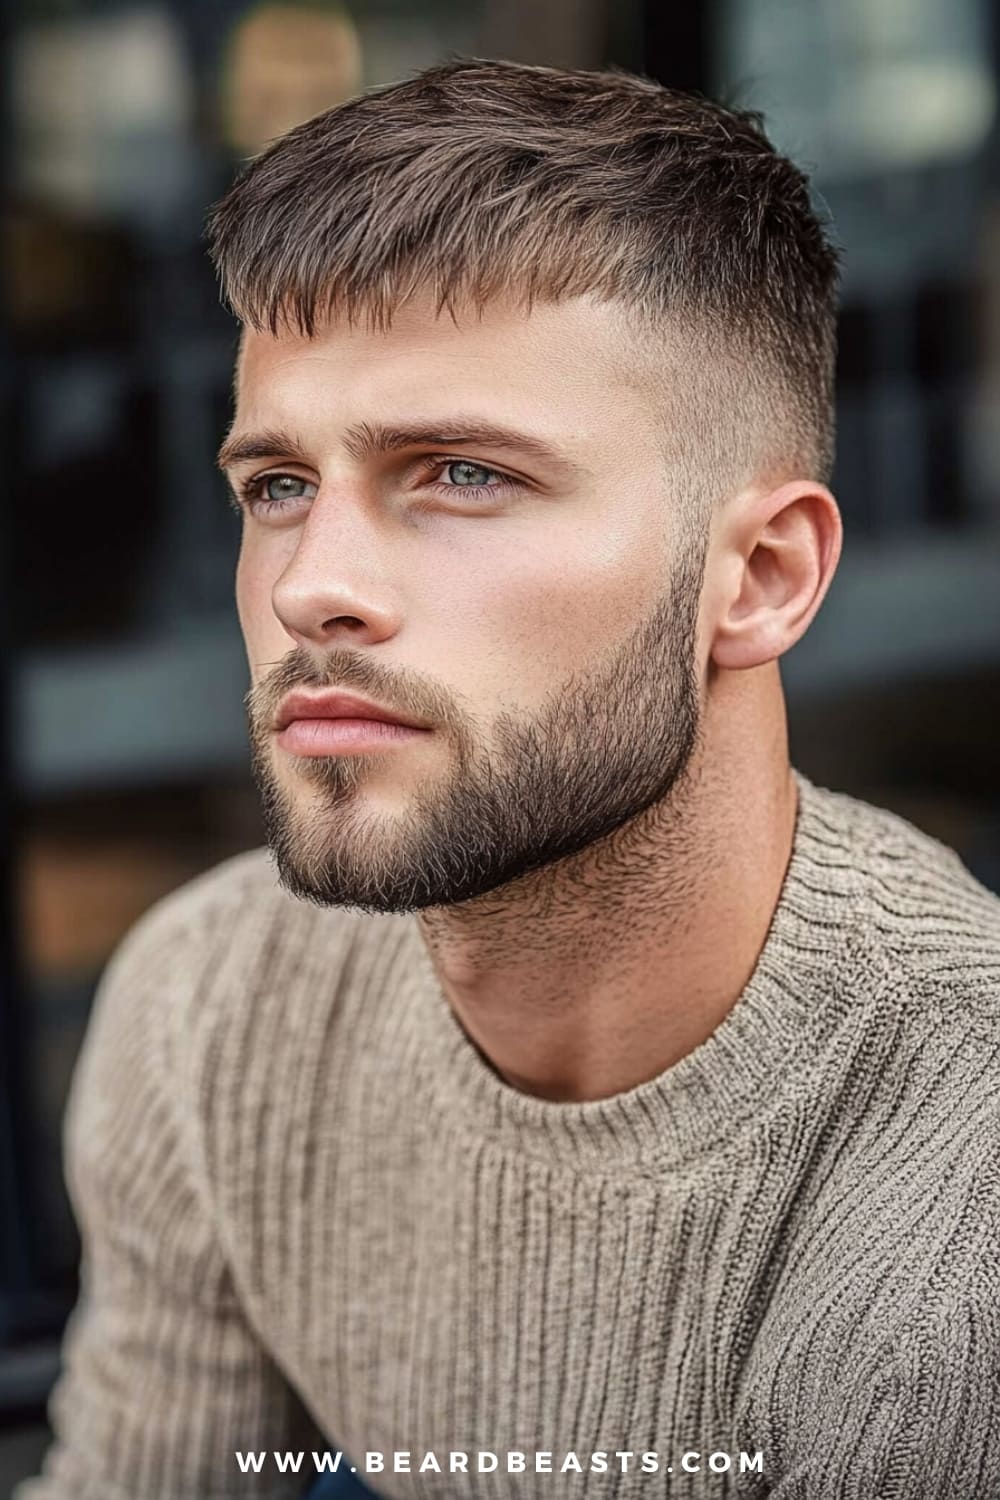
[244,646,464,737]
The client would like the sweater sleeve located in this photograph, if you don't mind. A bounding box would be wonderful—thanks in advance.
[765,1282,1000,1499]
[12,876,325,1500]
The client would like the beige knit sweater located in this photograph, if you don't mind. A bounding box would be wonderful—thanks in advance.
[14,769,1000,1500]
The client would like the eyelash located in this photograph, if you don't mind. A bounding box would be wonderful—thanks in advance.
[229,458,521,517]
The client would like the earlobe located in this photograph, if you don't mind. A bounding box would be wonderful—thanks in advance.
[708,480,842,673]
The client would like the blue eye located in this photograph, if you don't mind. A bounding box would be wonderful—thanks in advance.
[232,472,316,517]
[430,459,521,504]
[444,460,499,487]
[257,475,309,503]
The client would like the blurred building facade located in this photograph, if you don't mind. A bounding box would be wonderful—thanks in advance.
[1,0,998,1478]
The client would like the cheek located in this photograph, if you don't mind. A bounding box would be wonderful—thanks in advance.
[235,540,284,663]
[234,542,257,631]
[436,513,665,691]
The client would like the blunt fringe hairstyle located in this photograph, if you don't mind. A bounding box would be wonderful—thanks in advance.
[205,57,841,489]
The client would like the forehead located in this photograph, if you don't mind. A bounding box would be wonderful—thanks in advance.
[232,293,659,436]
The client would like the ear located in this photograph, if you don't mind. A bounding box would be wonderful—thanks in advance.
[709,479,842,672]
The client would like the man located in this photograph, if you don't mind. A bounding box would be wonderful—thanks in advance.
[18,57,999,1500]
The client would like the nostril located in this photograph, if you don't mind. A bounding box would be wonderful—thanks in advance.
[325,616,366,631]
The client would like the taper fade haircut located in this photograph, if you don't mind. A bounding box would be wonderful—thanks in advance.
[204,57,841,510]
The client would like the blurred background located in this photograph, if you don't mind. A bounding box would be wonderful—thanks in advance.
[1,0,999,1488]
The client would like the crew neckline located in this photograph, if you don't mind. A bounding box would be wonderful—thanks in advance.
[401,768,872,1173]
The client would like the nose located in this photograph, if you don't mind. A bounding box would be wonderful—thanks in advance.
[270,490,403,651]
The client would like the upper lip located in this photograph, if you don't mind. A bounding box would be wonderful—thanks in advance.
[274,690,428,731]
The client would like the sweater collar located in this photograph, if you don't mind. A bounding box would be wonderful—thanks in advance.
[400,768,872,1172]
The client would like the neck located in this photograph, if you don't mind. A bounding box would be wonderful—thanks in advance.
[416,672,797,1103]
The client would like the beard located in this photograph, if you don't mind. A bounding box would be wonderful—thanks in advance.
[246,531,707,916]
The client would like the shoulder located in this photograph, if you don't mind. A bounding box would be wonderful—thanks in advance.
[101,844,292,966]
[95,843,369,1005]
[67,846,392,1205]
[801,775,1000,1037]
[73,846,372,1125]
[791,782,1000,1289]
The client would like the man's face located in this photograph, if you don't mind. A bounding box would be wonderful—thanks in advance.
[226,294,710,913]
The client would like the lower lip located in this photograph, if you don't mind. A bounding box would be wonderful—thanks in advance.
[276,717,429,755]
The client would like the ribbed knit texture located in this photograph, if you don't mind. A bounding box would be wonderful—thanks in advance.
[15,769,1000,1500]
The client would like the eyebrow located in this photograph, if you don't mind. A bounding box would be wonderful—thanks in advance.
[215,417,585,479]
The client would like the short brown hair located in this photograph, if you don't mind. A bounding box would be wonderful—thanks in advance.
[205,57,840,498]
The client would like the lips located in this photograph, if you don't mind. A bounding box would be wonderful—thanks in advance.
[274,691,428,732]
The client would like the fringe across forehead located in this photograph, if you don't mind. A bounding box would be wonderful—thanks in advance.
[204,57,840,479]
